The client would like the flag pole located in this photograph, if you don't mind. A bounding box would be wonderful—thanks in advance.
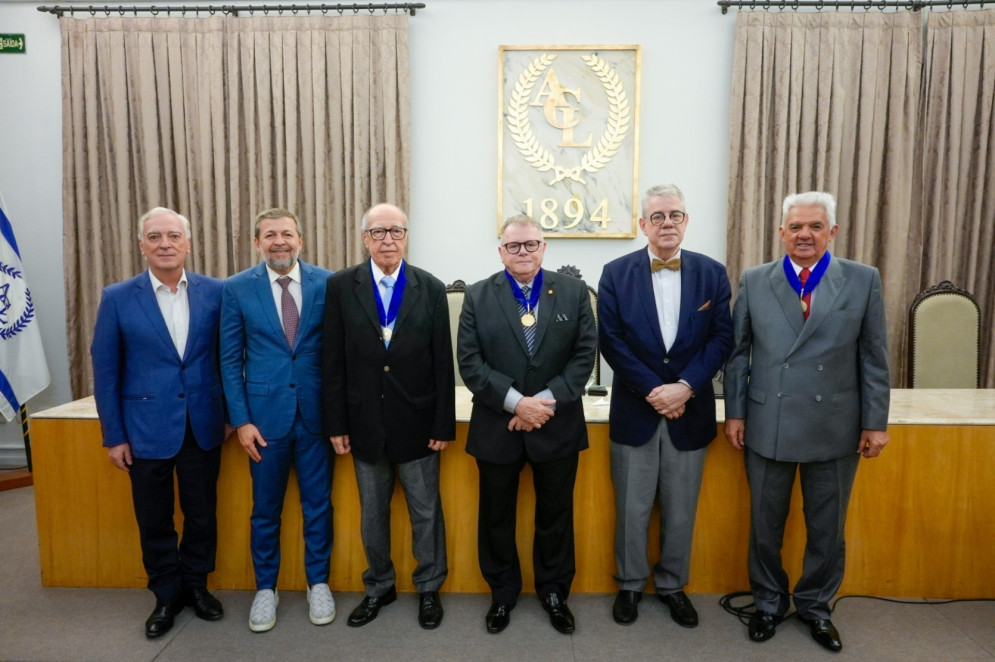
[20,405,32,472]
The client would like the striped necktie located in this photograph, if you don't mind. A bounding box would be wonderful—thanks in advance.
[517,285,535,355]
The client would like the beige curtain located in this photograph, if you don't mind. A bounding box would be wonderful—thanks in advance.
[726,11,922,386]
[62,14,411,398]
[920,9,995,387]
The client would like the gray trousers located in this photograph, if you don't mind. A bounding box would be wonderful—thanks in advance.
[611,418,707,594]
[745,447,860,620]
[353,452,448,596]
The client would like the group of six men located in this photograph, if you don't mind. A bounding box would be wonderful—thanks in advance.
[91,184,889,654]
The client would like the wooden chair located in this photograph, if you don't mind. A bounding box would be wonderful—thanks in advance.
[445,280,467,387]
[556,265,601,388]
[907,280,980,388]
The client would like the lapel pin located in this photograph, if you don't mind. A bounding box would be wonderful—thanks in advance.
[548,289,553,295]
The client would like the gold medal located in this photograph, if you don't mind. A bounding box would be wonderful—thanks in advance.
[521,312,536,327]
[383,327,393,341]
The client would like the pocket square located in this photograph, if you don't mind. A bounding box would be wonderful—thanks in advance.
[697,300,712,311]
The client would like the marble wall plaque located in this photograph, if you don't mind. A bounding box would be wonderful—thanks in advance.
[498,45,641,238]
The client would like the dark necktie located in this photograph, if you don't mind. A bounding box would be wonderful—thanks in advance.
[518,285,536,355]
[277,276,299,347]
[651,257,681,272]
[800,267,812,321]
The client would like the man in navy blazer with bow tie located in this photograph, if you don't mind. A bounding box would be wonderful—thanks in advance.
[92,207,226,638]
[598,184,733,628]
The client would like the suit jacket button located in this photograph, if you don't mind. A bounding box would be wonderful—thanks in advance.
[815,395,823,402]
[816,365,824,371]
[663,358,670,364]
[178,393,185,399]
[777,392,783,398]
[783,363,789,369]
[384,366,390,372]
[289,383,295,388]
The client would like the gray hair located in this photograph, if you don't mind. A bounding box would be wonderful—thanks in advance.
[501,214,543,237]
[641,184,685,218]
[361,203,409,230]
[782,191,837,228]
[137,207,191,240]
[254,208,303,238]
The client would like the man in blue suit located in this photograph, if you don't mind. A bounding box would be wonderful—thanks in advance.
[220,208,335,633]
[92,207,226,638]
[598,184,733,627]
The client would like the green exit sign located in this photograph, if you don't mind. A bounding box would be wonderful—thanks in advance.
[1,34,26,54]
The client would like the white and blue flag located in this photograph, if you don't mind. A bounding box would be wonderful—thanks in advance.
[0,203,50,421]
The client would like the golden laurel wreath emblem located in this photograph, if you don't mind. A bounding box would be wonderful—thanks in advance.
[507,53,631,185]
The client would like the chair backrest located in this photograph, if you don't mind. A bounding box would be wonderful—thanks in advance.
[556,264,601,387]
[908,280,980,388]
[446,280,467,387]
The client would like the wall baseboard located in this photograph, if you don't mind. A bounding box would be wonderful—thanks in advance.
[0,447,29,469]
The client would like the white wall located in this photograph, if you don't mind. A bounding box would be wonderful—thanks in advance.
[0,0,736,462]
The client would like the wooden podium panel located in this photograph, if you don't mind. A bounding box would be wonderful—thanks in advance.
[30,393,995,598]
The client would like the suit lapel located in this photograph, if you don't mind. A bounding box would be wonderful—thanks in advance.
[494,272,531,356]
[769,261,805,338]
[251,263,286,341]
[791,258,844,351]
[633,253,667,354]
[353,262,383,334]
[135,273,181,361]
[392,263,421,340]
[184,273,204,358]
[297,262,319,350]
[673,252,699,355]
[532,270,554,352]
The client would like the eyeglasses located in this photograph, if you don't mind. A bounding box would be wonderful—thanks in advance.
[502,240,542,254]
[648,211,687,226]
[364,226,407,241]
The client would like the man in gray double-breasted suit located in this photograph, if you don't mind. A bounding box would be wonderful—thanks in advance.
[724,191,890,653]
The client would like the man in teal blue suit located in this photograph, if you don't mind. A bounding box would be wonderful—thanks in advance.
[220,208,334,633]
[92,207,226,638]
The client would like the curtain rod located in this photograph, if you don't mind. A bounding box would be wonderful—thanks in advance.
[37,3,425,17]
[718,0,990,14]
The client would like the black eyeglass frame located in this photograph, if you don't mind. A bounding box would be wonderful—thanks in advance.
[647,211,687,226]
[502,240,542,254]
[363,226,408,240]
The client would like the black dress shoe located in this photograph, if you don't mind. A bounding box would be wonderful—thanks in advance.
[145,600,182,639]
[659,590,698,628]
[485,602,513,634]
[418,591,444,629]
[183,586,224,621]
[612,590,641,625]
[541,592,575,634]
[805,618,843,652]
[748,609,780,642]
[347,586,397,627]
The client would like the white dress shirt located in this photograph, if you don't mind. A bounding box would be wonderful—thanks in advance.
[649,247,682,351]
[148,269,189,359]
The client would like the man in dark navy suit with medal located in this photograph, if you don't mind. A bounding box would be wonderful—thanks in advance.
[322,203,455,630]
[457,215,597,635]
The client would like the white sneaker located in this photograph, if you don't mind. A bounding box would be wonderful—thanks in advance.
[307,583,336,625]
[249,589,278,632]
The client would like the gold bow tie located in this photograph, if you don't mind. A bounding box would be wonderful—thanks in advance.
[651,257,681,272]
